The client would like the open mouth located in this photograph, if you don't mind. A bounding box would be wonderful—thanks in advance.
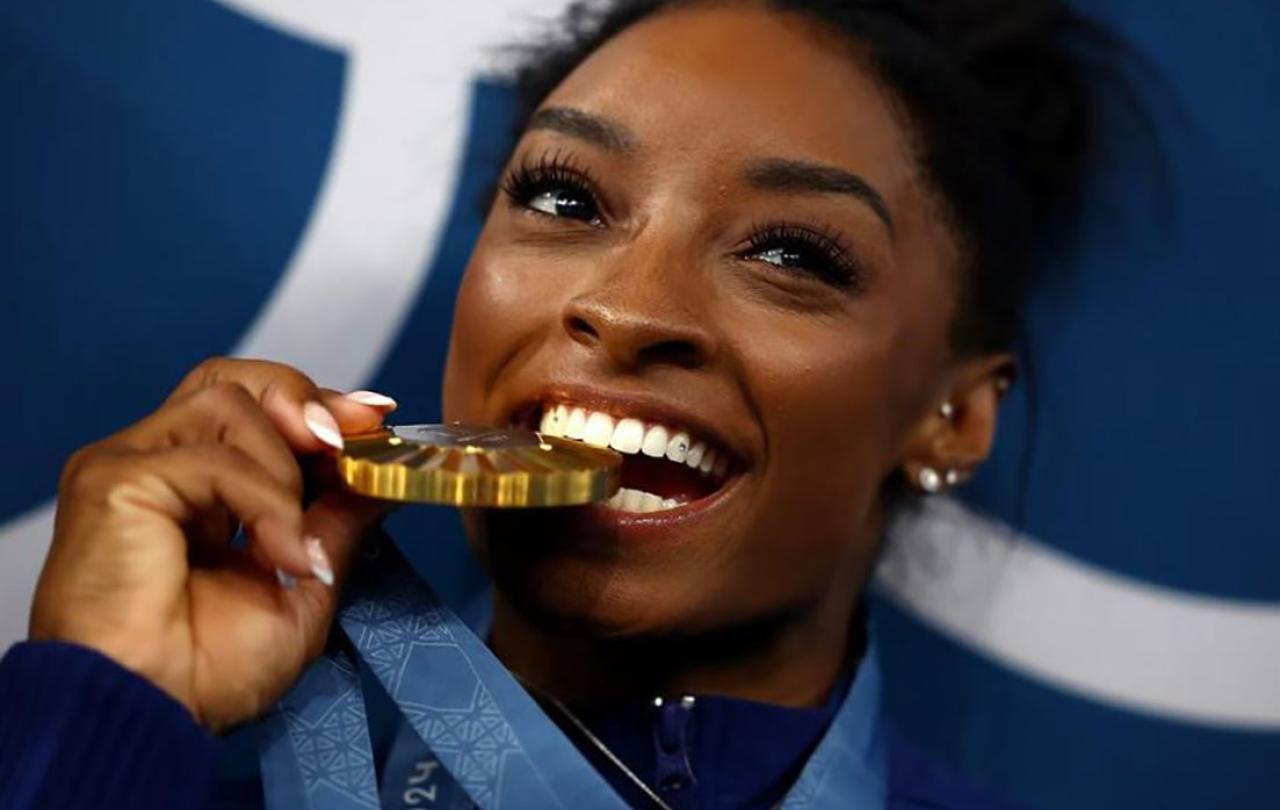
[520,401,739,514]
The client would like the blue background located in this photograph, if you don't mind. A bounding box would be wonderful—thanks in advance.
[3,1,1277,807]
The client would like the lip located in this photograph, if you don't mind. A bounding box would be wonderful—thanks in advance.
[507,383,750,470]
[572,465,746,542]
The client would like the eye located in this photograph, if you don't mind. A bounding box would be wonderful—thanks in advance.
[754,245,813,270]
[740,223,862,290]
[501,151,604,226]
[526,188,598,222]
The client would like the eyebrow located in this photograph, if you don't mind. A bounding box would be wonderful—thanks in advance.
[526,107,894,234]
[743,158,894,235]
[526,107,637,153]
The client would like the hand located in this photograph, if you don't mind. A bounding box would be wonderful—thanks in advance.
[29,357,398,731]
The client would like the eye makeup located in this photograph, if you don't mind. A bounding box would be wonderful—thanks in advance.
[738,220,865,292]
[499,148,868,294]
[501,149,605,225]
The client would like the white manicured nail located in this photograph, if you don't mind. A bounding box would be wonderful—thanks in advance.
[305,536,334,587]
[275,568,297,589]
[303,402,343,450]
[345,390,397,410]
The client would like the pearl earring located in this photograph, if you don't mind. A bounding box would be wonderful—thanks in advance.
[939,402,955,419]
[918,467,942,493]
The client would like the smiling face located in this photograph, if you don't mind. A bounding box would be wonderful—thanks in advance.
[443,4,1000,650]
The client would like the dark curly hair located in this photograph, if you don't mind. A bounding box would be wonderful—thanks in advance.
[504,0,1111,358]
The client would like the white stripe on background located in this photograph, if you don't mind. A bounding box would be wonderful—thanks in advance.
[878,496,1280,729]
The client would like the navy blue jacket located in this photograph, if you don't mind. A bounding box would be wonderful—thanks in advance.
[0,641,1019,809]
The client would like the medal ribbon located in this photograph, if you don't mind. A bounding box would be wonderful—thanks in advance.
[257,538,885,809]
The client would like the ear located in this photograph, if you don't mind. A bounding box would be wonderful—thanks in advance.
[899,353,1015,493]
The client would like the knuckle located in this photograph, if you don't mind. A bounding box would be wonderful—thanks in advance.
[188,380,256,417]
[58,449,95,499]
[259,363,318,399]
[59,447,126,502]
[164,383,263,447]
[59,445,94,490]
[177,357,320,413]
[191,441,251,470]
[233,357,315,390]
[187,355,232,386]
[190,444,294,503]
[169,355,234,403]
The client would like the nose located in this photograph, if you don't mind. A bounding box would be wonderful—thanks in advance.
[561,270,714,371]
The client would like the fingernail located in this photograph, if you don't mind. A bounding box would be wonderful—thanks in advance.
[303,401,344,450]
[275,567,297,589]
[305,536,335,587]
[344,390,398,410]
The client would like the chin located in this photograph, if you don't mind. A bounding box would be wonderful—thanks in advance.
[468,505,709,639]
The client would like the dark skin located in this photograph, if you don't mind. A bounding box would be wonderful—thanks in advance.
[444,4,1011,708]
[30,2,1009,732]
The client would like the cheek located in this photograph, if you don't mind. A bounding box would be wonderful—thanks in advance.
[442,241,561,422]
[760,315,906,460]
[733,272,955,573]
[740,310,917,538]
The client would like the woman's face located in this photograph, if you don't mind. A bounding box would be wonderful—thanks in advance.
[444,4,986,640]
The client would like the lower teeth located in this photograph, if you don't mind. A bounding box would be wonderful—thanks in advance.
[605,487,686,513]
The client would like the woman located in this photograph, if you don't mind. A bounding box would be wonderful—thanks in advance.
[0,0,1097,807]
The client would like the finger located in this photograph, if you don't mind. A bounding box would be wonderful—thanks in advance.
[113,444,314,577]
[122,382,305,498]
[284,489,392,653]
[109,382,308,556]
[168,357,392,454]
[319,388,397,431]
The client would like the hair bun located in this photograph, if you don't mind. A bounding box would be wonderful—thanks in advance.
[930,0,1095,221]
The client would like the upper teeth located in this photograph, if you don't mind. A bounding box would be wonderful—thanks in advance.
[538,404,729,478]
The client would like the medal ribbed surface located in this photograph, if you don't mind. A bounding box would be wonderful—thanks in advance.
[338,424,620,507]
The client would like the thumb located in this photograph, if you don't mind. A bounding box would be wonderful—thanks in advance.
[286,488,392,655]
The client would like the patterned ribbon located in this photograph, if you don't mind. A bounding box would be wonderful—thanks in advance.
[258,537,886,809]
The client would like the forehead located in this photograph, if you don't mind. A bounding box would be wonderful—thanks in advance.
[541,4,918,199]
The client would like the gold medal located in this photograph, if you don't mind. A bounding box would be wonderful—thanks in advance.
[336,424,621,507]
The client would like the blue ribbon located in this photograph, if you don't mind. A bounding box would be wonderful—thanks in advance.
[258,537,885,809]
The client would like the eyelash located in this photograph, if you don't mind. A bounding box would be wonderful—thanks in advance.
[739,221,862,290]
[501,151,604,225]
[501,151,862,291]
